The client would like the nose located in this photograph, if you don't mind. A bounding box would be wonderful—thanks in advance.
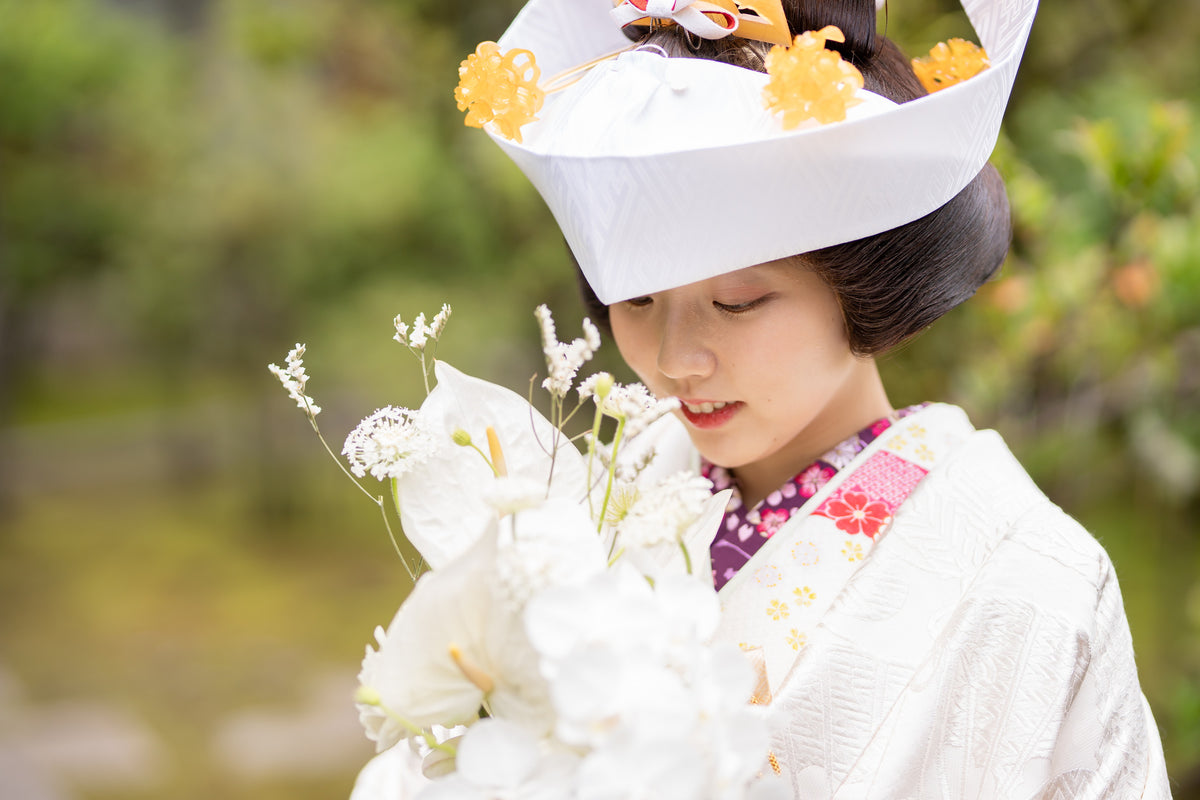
[656,306,716,382]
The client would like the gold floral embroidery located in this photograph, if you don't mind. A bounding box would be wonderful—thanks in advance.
[842,541,864,562]
[762,25,864,128]
[909,424,927,439]
[912,38,990,94]
[914,444,934,461]
[786,628,807,651]
[890,435,908,450]
[767,599,790,620]
[793,586,816,607]
[454,42,545,143]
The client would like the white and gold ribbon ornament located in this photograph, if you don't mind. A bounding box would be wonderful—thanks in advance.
[468,0,1037,305]
[610,0,792,45]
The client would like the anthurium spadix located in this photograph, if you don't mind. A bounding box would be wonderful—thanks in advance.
[394,360,588,569]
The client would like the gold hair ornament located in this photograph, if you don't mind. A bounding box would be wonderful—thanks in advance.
[912,38,990,94]
[762,26,865,128]
[455,23,870,141]
[454,42,545,144]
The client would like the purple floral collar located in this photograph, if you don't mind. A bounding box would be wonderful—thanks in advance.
[704,404,926,590]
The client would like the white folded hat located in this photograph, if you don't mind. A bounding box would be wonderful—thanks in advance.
[469,0,1037,304]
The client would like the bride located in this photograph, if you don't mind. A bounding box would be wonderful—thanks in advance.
[355,0,1170,796]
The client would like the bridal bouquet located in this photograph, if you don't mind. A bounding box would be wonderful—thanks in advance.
[270,305,784,799]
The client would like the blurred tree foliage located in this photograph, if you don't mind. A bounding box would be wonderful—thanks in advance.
[1,0,1198,795]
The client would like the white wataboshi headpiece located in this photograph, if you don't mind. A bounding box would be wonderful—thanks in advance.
[468,0,1038,304]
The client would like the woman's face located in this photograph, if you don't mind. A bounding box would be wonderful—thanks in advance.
[609,259,891,502]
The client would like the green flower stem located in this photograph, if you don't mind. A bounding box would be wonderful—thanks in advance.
[307,417,419,582]
[599,415,626,541]
[379,706,457,756]
[422,730,457,756]
[423,353,432,395]
[585,402,604,518]
[679,538,693,575]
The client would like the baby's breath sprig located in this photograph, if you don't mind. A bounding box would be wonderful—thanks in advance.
[268,344,422,581]
[394,304,452,395]
[268,344,321,423]
[533,305,601,491]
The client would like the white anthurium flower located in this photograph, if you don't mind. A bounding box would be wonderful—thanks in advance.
[576,736,708,800]
[394,360,588,569]
[356,525,553,751]
[647,573,723,645]
[418,719,579,800]
[551,642,699,750]
[523,564,773,799]
[524,567,668,676]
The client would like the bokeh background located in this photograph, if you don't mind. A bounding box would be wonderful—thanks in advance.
[1,0,1198,797]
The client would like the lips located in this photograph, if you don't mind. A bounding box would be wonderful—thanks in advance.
[678,399,743,430]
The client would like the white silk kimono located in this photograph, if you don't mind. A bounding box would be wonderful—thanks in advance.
[701,403,1171,799]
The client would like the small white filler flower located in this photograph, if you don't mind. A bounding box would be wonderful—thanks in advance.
[612,472,714,549]
[343,406,437,481]
[394,304,452,351]
[268,343,321,417]
[535,305,600,397]
[579,376,679,437]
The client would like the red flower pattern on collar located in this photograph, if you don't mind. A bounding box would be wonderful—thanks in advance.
[705,404,926,590]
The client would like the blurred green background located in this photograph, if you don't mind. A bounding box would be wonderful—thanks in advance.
[0,0,1197,797]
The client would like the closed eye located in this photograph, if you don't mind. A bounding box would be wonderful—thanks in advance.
[714,294,772,315]
[624,296,654,308]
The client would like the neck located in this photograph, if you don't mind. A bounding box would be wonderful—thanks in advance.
[735,360,892,508]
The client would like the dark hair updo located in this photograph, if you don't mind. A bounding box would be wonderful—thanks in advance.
[577,0,1012,357]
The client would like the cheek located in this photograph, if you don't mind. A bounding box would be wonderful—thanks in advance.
[609,312,655,382]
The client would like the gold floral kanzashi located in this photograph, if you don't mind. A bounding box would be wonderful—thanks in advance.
[455,42,545,143]
[762,26,864,129]
[912,38,990,94]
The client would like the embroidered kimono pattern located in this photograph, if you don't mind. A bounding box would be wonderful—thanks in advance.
[710,404,1170,798]
[706,405,926,590]
[713,405,966,701]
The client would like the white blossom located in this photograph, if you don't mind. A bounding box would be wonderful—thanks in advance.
[580,379,679,438]
[356,625,409,751]
[430,303,452,338]
[523,568,769,797]
[417,720,579,800]
[588,433,657,486]
[394,305,452,351]
[267,343,321,416]
[409,313,430,349]
[535,305,600,397]
[356,527,554,750]
[393,361,589,570]
[343,406,437,480]
[493,499,607,614]
[612,472,714,549]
